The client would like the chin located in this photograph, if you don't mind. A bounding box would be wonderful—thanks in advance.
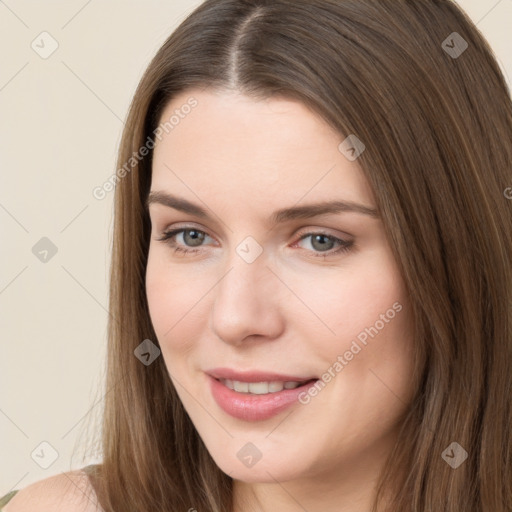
[206,443,310,483]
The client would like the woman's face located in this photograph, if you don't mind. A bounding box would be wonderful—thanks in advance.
[146,88,415,487]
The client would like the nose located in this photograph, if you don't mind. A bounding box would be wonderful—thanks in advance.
[210,253,284,346]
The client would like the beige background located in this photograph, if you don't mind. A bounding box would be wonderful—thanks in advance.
[1,0,511,494]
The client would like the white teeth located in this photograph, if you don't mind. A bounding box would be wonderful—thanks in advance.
[221,379,305,394]
[269,381,286,392]
[233,381,249,393]
[247,382,270,394]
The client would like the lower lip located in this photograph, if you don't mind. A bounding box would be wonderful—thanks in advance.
[208,375,318,422]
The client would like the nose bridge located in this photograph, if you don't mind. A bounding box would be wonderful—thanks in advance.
[210,241,282,344]
[219,233,270,299]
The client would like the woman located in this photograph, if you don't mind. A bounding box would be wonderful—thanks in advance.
[3,0,511,510]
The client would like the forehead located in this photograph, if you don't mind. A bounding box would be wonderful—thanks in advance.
[150,88,375,210]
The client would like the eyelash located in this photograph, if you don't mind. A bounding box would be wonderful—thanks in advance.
[156,227,353,258]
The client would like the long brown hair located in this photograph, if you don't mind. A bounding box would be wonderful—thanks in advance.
[83,1,512,510]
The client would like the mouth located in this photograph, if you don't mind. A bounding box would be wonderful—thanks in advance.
[216,378,317,395]
[208,374,320,421]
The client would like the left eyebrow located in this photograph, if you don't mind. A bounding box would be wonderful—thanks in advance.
[145,191,380,225]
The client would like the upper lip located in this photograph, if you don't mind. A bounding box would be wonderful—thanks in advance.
[206,367,318,383]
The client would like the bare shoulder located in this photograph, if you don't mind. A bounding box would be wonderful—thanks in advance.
[4,468,101,512]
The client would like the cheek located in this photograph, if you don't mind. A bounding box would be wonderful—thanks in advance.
[146,245,232,381]
[334,270,406,350]
[145,249,206,354]
[290,249,408,350]
[145,250,171,336]
[294,249,415,405]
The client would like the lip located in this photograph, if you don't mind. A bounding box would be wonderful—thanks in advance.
[206,367,317,382]
[208,374,319,422]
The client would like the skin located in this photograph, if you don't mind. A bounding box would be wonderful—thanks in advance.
[145,88,416,512]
